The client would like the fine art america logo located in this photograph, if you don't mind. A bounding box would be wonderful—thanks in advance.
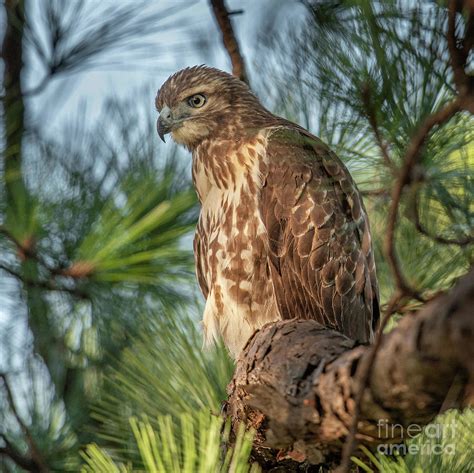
[376,419,457,456]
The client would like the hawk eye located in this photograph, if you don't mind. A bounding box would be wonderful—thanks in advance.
[188,94,206,108]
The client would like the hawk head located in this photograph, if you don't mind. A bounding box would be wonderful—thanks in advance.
[155,65,264,150]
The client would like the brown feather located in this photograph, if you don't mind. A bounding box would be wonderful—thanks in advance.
[260,127,379,343]
[158,66,379,353]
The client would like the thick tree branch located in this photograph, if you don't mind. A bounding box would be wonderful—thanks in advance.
[209,0,249,84]
[225,269,474,471]
[337,292,403,473]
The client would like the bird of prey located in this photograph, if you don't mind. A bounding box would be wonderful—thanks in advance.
[156,66,379,358]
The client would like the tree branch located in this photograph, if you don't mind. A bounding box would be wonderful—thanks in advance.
[337,292,403,473]
[0,226,61,272]
[383,98,461,300]
[380,0,472,304]
[360,188,390,198]
[361,84,394,170]
[411,189,474,247]
[0,263,89,299]
[448,1,474,99]
[209,0,249,84]
[346,95,460,473]
[225,268,474,470]
[338,98,463,472]
[0,435,37,472]
[0,374,49,473]
[336,6,474,470]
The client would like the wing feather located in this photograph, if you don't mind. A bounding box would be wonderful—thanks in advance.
[260,127,379,342]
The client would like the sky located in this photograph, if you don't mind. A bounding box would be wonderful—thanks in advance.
[25,0,304,138]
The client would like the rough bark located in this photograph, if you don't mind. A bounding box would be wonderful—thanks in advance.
[225,268,474,471]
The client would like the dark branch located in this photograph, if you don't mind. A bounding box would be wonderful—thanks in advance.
[209,0,249,84]
[448,1,473,97]
[383,98,461,300]
[447,1,474,113]
[360,188,390,198]
[0,226,40,264]
[345,97,464,473]
[361,84,394,170]
[337,292,403,473]
[0,263,89,299]
[411,189,474,247]
[463,6,474,56]
[0,374,49,473]
[0,435,37,472]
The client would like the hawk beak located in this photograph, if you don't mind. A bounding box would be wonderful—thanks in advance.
[157,106,173,143]
[157,118,169,143]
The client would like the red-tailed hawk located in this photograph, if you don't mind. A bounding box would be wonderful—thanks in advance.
[156,66,379,358]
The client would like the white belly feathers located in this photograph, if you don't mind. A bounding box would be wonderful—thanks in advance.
[193,132,280,357]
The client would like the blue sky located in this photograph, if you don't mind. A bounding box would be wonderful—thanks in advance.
[25,0,304,137]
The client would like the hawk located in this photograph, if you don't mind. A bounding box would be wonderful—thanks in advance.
[156,66,379,358]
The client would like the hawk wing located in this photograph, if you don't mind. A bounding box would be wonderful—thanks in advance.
[259,126,379,342]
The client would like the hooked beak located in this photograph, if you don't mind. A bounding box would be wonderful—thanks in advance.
[157,106,173,143]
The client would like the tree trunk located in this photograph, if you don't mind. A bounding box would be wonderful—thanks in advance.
[225,268,474,471]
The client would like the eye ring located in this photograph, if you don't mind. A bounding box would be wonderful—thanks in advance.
[188,94,206,108]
